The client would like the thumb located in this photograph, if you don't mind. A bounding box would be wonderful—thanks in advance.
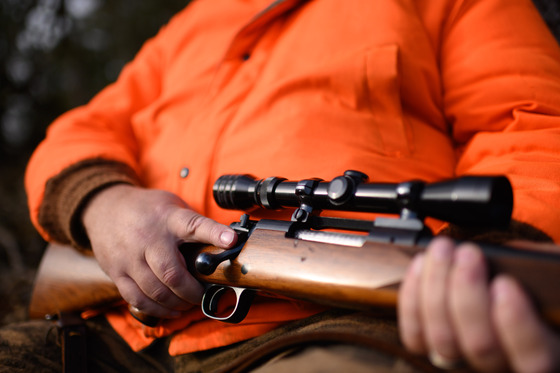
[171,208,237,248]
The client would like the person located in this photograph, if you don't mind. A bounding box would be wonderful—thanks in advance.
[5,0,560,371]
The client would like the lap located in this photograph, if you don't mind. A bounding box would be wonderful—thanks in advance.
[177,310,440,372]
[0,310,448,372]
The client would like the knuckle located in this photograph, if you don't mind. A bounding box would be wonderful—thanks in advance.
[180,213,223,243]
[114,276,137,301]
[149,286,173,304]
[161,267,184,288]
[124,291,148,311]
[128,297,148,311]
[181,213,206,237]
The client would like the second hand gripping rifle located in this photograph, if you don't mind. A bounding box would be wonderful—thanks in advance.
[188,170,557,324]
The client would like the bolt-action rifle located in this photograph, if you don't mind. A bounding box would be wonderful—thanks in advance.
[29,171,560,327]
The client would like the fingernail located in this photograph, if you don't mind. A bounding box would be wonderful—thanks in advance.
[429,350,462,370]
[220,230,235,245]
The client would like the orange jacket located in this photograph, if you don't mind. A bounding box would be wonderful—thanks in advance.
[26,0,560,355]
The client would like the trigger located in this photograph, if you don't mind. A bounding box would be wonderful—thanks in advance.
[201,285,256,323]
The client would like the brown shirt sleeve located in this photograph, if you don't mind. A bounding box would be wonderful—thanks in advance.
[37,158,141,250]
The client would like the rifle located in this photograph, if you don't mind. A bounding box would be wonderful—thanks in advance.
[29,170,560,328]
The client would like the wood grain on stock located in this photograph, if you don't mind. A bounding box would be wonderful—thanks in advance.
[187,229,410,310]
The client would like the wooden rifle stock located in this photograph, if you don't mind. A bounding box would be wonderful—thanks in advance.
[29,243,121,319]
[29,229,560,327]
[28,232,404,319]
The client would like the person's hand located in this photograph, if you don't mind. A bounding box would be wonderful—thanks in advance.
[398,236,560,372]
[81,184,237,319]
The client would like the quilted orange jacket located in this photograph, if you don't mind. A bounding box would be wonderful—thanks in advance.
[26,0,560,355]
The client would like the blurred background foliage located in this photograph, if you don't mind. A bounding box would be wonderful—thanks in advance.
[0,0,187,324]
[0,0,558,325]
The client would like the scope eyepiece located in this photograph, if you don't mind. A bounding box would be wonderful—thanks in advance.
[213,175,288,210]
[213,174,258,210]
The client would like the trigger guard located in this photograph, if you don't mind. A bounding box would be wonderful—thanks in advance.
[201,285,256,323]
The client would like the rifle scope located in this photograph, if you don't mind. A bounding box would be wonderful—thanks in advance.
[213,170,513,228]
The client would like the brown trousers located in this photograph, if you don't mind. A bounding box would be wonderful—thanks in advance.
[0,310,457,373]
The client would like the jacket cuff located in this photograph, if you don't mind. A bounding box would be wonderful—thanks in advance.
[38,159,141,250]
